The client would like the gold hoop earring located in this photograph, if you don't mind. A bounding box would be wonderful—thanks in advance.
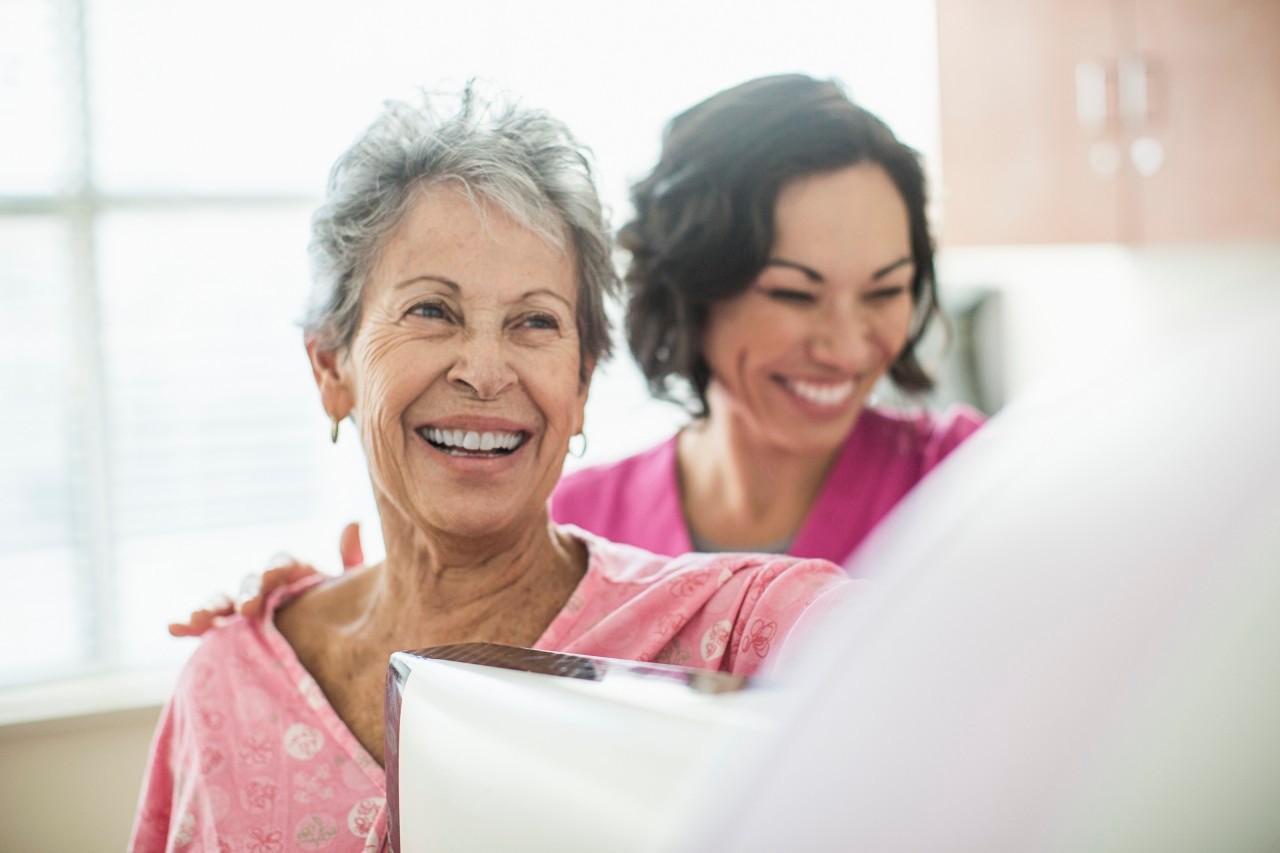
[568,431,587,458]
[330,415,340,444]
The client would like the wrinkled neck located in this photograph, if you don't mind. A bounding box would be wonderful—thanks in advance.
[354,502,585,643]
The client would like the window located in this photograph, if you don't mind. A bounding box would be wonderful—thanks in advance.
[0,0,939,687]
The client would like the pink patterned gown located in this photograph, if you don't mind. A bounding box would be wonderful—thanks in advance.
[130,526,855,852]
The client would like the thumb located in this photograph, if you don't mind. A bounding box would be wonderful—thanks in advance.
[339,521,364,571]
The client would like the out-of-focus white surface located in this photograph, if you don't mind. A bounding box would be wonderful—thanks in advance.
[665,286,1280,852]
[391,655,772,853]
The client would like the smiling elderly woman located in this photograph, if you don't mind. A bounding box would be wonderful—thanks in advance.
[129,87,854,853]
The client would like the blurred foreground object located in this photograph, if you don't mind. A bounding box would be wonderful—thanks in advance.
[386,644,766,852]
[670,289,1280,852]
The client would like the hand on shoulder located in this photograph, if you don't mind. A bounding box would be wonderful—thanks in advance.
[166,522,365,636]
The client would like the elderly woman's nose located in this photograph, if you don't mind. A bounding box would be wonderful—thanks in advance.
[446,333,518,399]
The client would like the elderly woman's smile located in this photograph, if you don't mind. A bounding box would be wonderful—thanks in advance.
[411,414,533,471]
[417,423,526,456]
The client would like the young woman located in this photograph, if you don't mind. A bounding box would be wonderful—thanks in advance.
[553,74,982,564]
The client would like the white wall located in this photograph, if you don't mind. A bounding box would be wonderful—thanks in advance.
[0,707,159,852]
[936,243,1280,402]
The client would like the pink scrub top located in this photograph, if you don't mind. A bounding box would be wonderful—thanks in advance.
[551,405,984,567]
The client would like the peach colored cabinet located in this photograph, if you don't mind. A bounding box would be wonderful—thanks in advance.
[937,0,1280,245]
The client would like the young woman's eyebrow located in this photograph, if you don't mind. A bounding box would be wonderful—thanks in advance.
[764,255,914,283]
[764,257,824,283]
[872,257,913,280]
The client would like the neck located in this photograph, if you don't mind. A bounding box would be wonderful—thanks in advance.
[352,502,585,645]
[270,502,587,770]
[677,386,844,548]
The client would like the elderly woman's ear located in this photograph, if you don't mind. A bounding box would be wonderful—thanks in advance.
[305,334,356,424]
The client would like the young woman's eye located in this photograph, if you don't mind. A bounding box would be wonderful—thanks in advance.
[866,285,909,303]
[407,300,450,320]
[763,288,818,305]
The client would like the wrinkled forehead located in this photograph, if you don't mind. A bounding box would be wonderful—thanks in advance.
[367,184,578,304]
[415,176,571,254]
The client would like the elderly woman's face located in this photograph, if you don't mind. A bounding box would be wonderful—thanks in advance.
[320,186,588,539]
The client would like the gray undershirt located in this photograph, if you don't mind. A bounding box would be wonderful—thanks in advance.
[688,528,793,555]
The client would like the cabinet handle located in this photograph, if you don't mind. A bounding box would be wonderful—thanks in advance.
[1118,54,1150,128]
[1074,59,1111,130]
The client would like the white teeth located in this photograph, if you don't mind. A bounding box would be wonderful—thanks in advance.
[424,428,524,453]
[785,379,856,407]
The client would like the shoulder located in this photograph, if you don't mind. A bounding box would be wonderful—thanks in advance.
[172,575,322,700]
[176,610,259,681]
[547,526,853,675]
[860,404,985,464]
[929,403,987,445]
[863,402,984,440]
[562,524,684,584]
[572,524,845,598]
[651,551,852,675]
[135,574,363,851]
[917,403,986,469]
[551,439,685,551]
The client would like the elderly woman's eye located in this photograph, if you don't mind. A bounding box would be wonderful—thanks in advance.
[522,312,560,331]
[408,300,449,320]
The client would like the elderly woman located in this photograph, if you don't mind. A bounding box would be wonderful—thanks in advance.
[130,88,851,852]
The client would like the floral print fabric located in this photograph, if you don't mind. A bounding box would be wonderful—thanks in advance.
[130,525,853,851]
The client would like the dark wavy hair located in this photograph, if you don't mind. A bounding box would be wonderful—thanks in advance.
[621,74,940,414]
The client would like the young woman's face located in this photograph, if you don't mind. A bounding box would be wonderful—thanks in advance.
[701,163,915,457]
[313,186,589,540]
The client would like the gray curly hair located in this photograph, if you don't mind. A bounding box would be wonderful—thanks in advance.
[302,84,617,381]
